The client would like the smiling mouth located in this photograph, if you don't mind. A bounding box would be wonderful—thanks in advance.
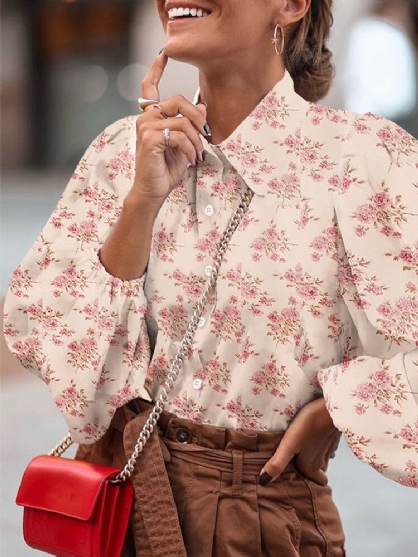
[168,7,211,20]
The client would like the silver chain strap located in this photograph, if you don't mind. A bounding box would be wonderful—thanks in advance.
[48,433,73,457]
[50,187,254,483]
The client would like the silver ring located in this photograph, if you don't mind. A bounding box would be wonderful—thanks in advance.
[152,104,169,119]
[137,97,160,111]
[163,127,170,146]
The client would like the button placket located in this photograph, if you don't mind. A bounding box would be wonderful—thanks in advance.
[204,204,214,216]
[198,316,206,328]
[205,265,213,277]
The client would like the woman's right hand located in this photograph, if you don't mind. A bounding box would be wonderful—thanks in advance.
[99,53,209,280]
[131,52,209,209]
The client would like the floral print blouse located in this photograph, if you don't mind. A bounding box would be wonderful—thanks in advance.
[4,72,418,486]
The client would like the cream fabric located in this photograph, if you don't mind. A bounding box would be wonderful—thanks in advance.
[4,72,418,485]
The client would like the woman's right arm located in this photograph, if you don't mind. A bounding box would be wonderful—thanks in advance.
[3,53,208,443]
[3,116,153,444]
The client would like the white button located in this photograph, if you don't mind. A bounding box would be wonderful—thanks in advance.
[204,205,214,216]
[198,317,206,328]
[193,378,203,390]
[205,265,213,277]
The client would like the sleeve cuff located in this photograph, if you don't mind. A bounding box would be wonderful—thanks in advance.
[95,251,147,297]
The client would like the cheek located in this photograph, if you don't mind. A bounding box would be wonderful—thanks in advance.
[222,8,270,42]
[154,0,167,25]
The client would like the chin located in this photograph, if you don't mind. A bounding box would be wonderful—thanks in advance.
[163,42,205,66]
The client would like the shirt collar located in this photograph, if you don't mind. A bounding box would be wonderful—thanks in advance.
[203,72,307,196]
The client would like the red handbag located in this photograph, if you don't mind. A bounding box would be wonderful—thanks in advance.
[16,450,133,557]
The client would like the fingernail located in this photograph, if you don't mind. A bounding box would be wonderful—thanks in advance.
[203,123,212,136]
[159,48,164,55]
[202,150,207,161]
[198,101,208,108]
[259,472,273,486]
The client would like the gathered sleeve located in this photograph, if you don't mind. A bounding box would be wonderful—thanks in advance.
[3,117,152,443]
[318,115,418,487]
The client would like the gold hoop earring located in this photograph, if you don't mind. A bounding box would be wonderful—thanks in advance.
[272,24,285,56]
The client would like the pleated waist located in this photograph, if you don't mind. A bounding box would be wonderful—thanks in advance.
[128,398,295,475]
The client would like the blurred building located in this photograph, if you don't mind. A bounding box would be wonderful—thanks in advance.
[1,0,140,170]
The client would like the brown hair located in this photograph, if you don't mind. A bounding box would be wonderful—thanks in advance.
[285,0,335,102]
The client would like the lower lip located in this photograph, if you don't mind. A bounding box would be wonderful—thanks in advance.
[168,16,210,25]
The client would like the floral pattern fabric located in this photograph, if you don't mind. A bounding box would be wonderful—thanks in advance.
[4,72,418,486]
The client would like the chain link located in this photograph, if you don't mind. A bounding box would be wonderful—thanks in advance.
[48,433,73,457]
[49,187,254,483]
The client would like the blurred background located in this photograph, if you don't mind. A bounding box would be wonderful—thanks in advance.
[1,0,417,555]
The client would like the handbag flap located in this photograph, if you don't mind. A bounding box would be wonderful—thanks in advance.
[16,455,122,520]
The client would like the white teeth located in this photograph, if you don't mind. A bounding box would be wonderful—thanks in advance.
[168,7,209,19]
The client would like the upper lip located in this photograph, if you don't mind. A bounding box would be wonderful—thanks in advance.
[165,2,212,13]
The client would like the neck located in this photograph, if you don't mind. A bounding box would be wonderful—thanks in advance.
[198,57,285,145]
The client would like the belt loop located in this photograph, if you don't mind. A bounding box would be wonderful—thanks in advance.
[232,450,243,496]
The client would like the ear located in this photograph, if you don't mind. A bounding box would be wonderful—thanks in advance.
[273,0,311,27]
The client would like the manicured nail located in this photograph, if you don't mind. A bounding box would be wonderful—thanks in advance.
[159,48,164,55]
[203,123,212,136]
[202,150,207,161]
[259,472,273,486]
[198,100,208,108]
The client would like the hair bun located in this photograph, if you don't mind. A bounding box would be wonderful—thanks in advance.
[285,0,335,102]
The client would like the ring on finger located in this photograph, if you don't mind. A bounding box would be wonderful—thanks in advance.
[152,104,169,119]
[163,127,170,147]
[137,97,160,111]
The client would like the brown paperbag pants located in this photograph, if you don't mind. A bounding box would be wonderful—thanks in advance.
[76,400,345,557]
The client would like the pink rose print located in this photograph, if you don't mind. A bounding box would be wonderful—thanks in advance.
[219,395,265,430]
[250,221,292,262]
[106,148,135,181]
[250,357,289,396]
[351,364,408,414]
[196,357,231,394]
[153,226,178,263]
[171,392,207,423]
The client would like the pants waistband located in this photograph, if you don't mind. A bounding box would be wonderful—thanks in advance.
[129,398,287,453]
[127,400,295,488]
[163,438,296,476]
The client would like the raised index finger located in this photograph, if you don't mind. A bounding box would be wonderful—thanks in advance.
[141,52,168,102]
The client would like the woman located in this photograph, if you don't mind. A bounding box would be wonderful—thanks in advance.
[4,0,418,555]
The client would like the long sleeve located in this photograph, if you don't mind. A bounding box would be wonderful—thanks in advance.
[319,116,418,486]
[3,116,152,443]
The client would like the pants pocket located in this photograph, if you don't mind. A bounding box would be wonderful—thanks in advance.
[282,472,346,557]
[304,477,346,556]
[256,479,302,556]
